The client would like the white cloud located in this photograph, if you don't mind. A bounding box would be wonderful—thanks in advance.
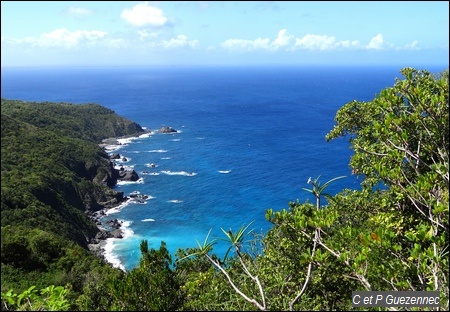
[222,30,294,52]
[252,38,271,50]
[40,29,106,48]
[294,34,337,50]
[222,30,361,52]
[6,29,108,49]
[160,35,199,49]
[222,30,419,53]
[402,40,420,51]
[3,25,425,60]
[2,27,198,52]
[138,30,159,41]
[67,7,92,17]
[366,34,386,50]
[335,40,361,49]
[121,2,168,27]
[271,29,294,50]
[222,38,267,52]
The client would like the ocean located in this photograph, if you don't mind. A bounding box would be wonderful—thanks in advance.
[1,64,446,271]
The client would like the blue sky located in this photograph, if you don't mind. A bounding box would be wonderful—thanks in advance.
[1,1,448,67]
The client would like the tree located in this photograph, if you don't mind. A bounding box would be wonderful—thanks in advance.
[324,67,449,305]
[1,285,71,311]
[106,241,183,311]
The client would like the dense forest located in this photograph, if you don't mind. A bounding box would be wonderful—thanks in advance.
[1,67,448,311]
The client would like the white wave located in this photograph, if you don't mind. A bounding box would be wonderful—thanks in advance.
[141,171,160,175]
[218,170,232,174]
[104,199,131,215]
[104,143,132,153]
[116,177,144,185]
[117,138,134,145]
[114,157,132,163]
[148,149,168,153]
[130,199,148,204]
[114,166,136,175]
[104,145,123,153]
[171,139,181,141]
[103,220,134,272]
[114,165,135,172]
[139,131,154,138]
[120,220,134,238]
[104,238,126,271]
[197,137,205,140]
[129,193,154,203]
[167,199,183,203]
[145,163,158,168]
[142,218,155,222]
[161,157,171,160]
[160,170,197,176]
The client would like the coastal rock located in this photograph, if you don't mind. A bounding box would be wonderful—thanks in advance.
[159,126,177,133]
[117,169,140,181]
[106,218,122,229]
[111,229,123,239]
[94,230,113,241]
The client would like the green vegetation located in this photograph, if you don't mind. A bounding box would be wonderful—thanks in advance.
[1,285,71,311]
[1,99,146,303]
[1,67,448,310]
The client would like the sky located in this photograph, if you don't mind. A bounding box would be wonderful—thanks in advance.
[1,1,449,67]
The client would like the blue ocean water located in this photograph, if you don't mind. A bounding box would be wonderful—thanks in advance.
[2,65,446,271]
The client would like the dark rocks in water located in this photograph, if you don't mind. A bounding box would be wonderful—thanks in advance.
[106,218,122,229]
[129,193,150,203]
[117,169,139,181]
[111,229,123,239]
[109,153,121,159]
[159,126,177,133]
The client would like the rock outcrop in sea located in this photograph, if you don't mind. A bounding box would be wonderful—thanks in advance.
[159,126,177,133]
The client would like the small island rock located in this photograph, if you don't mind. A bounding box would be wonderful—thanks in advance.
[159,126,177,133]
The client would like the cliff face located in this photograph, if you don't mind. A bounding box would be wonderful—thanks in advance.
[1,99,145,248]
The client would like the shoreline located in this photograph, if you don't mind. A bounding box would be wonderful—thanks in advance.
[88,126,178,270]
[87,129,153,270]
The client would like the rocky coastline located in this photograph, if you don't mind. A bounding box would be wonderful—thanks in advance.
[87,132,147,260]
[87,127,176,262]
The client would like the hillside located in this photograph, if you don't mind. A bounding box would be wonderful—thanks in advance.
[1,99,146,292]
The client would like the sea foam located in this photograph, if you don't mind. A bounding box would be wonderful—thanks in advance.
[160,170,197,176]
